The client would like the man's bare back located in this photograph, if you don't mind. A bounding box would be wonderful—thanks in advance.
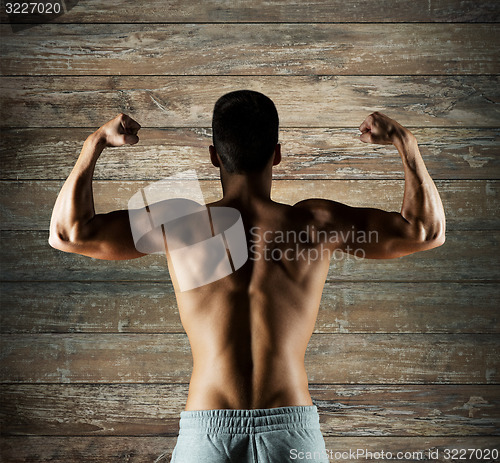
[177,197,331,410]
[49,92,445,420]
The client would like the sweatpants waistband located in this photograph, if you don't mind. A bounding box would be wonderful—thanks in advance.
[178,405,320,435]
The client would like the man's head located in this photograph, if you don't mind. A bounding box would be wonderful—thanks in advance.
[211,90,280,174]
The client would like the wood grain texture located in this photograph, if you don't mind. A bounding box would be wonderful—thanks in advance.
[1,76,498,128]
[1,24,498,76]
[1,0,498,454]
[0,231,498,282]
[2,0,499,23]
[1,180,498,231]
[313,384,500,436]
[2,128,499,180]
[0,436,499,463]
[0,334,498,384]
[1,282,498,334]
[1,384,499,435]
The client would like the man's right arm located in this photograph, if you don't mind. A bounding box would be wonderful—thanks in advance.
[296,112,446,259]
[49,114,145,260]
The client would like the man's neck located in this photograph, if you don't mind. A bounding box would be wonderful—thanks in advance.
[220,170,272,203]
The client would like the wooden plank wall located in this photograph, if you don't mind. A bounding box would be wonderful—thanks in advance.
[1,1,500,461]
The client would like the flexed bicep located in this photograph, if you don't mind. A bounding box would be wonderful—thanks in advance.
[49,114,146,260]
[324,201,440,259]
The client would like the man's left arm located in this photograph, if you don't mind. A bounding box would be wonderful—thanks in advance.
[49,113,146,260]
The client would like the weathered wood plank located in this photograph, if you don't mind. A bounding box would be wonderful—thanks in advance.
[315,283,500,334]
[2,0,499,23]
[1,231,498,282]
[1,180,498,231]
[1,76,498,128]
[0,282,183,334]
[307,335,500,384]
[312,384,500,435]
[0,384,186,436]
[1,282,498,334]
[2,128,498,180]
[0,334,498,384]
[0,437,181,463]
[1,24,498,76]
[1,436,499,463]
[1,384,499,435]
[0,334,196,384]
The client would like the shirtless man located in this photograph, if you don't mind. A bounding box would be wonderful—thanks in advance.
[49,90,446,462]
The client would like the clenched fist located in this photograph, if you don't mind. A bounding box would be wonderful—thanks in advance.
[95,113,141,147]
[359,111,412,145]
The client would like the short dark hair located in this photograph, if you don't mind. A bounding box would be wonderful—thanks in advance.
[212,90,279,173]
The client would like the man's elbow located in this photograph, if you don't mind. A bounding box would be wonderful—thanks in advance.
[425,229,446,249]
[51,216,91,243]
[400,218,445,253]
[48,230,71,252]
[48,233,58,250]
[420,219,446,249]
[48,224,83,253]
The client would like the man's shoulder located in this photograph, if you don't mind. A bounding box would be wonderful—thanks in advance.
[293,198,334,215]
[293,198,329,210]
[292,198,350,228]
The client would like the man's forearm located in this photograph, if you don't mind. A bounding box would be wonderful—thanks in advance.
[394,130,446,242]
[49,131,105,244]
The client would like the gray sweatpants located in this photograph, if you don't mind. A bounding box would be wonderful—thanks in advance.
[170,405,329,462]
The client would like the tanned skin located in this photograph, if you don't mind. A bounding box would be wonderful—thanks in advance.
[49,111,445,410]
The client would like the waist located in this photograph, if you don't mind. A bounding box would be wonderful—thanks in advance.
[186,355,312,410]
[178,405,320,434]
